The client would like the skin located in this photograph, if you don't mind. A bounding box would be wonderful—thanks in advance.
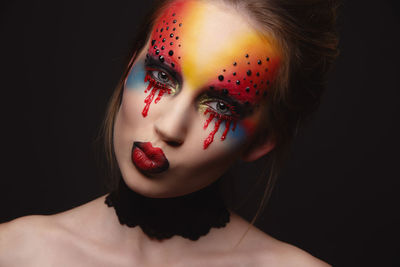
[0,1,330,266]
[114,0,278,198]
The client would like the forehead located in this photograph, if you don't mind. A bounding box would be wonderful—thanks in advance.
[148,0,280,104]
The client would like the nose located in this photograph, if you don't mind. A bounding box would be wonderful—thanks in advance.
[153,93,192,147]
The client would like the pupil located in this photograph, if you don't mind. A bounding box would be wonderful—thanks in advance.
[217,102,227,112]
[159,71,168,81]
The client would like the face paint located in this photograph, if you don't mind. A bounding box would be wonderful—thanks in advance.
[139,0,280,149]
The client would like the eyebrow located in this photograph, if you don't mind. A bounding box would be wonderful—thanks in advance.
[145,54,182,85]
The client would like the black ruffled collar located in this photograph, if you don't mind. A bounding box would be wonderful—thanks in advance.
[105,178,230,241]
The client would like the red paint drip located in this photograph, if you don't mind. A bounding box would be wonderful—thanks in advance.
[144,74,153,93]
[221,120,231,141]
[142,87,157,117]
[204,119,222,149]
[204,113,215,130]
[155,89,165,104]
[232,121,237,131]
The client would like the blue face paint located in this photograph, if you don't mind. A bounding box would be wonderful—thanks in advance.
[125,59,147,90]
[228,122,246,142]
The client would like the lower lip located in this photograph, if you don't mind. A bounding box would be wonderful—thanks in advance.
[131,141,169,174]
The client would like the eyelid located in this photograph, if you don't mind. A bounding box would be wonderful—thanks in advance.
[146,67,179,92]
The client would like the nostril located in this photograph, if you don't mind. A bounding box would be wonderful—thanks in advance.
[166,140,183,147]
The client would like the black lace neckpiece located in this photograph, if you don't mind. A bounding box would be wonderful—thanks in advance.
[105,178,230,241]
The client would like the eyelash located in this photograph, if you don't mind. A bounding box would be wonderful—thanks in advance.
[146,68,178,94]
[203,100,238,120]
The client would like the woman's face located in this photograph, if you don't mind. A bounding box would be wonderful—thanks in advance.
[113,0,280,198]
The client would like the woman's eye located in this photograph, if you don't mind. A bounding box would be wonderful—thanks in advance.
[206,101,233,116]
[149,69,177,90]
[157,71,169,83]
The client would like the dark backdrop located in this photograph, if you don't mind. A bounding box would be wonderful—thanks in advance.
[0,1,399,266]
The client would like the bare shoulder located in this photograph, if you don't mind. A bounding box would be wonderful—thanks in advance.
[0,215,59,266]
[228,214,331,267]
[255,239,331,267]
[0,196,124,267]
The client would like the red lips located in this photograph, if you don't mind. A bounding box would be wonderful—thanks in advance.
[131,142,169,174]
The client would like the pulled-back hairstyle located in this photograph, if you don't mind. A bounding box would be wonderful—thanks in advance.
[98,0,339,219]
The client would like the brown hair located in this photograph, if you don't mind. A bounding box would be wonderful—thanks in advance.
[98,0,339,217]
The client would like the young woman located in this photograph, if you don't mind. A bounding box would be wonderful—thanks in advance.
[0,0,339,266]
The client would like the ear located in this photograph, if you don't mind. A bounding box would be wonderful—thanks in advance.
[241,137,275,162]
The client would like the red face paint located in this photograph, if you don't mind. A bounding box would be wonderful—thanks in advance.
[141,2,186,117]
[198,53,278,149]
[147,2,186,74]
[211,55,278,106]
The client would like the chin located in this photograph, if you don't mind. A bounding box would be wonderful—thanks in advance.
[121,172,186,199]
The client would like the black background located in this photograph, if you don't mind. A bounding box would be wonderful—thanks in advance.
[0,1,399,266]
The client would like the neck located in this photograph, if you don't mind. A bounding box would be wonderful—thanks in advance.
[105,178,230,241]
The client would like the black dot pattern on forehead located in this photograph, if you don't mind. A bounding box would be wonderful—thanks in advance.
[208,53,274,104]
[222,89,229,95]
[149,10,184,70]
